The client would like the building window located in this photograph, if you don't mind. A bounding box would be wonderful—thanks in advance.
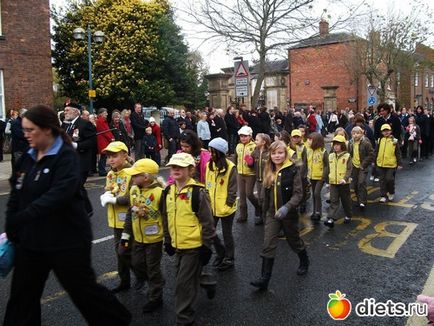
[0,70,5,119]
[431,75,434,88]
[425,73,429,88]
[415,72,419,87]
[397,72,400,85]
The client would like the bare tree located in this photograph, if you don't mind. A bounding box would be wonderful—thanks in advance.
[347,3,433,104]
[179,0,366,107]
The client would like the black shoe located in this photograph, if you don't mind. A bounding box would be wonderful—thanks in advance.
[250,257,274,290]
[299,204,306,214]
[297,249,309,276]
[133,278,146,291]
[255,206,262,218]
[311,213,321,224]
[217,258,234,271]
[142,298,163,313]
[324,218,334,228]
[254,217,263,225]
[343,216,352,224]
[212,255,225,267]
[200,273,217,299]
[111,282,130,293]
[325,199,331,204]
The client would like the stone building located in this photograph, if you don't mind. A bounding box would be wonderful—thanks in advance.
[0,0,53,119]
[206,60,288,110]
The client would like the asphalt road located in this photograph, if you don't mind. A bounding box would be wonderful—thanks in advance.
[1,162,434,326]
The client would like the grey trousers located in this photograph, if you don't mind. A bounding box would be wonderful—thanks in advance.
[351,167,368,205]
[261,212,305,258]
[377,167,396,196]
[256,181,264,213]
[328,184,352,219]
[237,174,260,220]
[310,179,324,215]
[175,249,202,325]
[131,241,164,301]
[213,213,235,259]
[113,228,131,285]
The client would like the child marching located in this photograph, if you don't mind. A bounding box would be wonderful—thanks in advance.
[290,129,309,214]
[324,135,353,228]
[121,159,166,313]
[250,141,309,291]
[162,153,216,325]
[375,124,403,203]
[349,126,374,210]
[235,126,261,223]
[306,132,328,223]
[99,141,139,293]
[206,138,238,271]
[252,133,271,225]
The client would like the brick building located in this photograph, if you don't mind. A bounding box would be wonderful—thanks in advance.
[288,20,372,112]
[0,0,53,119]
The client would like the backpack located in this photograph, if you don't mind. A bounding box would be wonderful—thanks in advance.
[162,183,201,214]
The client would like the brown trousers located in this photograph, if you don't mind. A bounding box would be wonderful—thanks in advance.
[328,184,352,219]
[113,228,132,285]
[310,179,324,215]
[175,249,202,325]
[131,241,164,301]
[238,174,260,220]
[351,167,368,205]
[377,167,396,196]
[261,212,305,258]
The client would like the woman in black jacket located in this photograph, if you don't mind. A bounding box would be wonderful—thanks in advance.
[4,105,131,326]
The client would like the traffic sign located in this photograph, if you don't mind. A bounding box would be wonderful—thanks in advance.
[234,60,250,98]
[88,89,96,98]
[367,85,377,106]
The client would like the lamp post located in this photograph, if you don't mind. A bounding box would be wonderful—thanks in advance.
[73,24,105,114]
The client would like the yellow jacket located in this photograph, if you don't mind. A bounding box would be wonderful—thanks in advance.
[328,152,352,185]
[235,141,256,175]
[105,168,132,229]
[307,148,328,181]
[127,183,164,244]
[205,160,238,217]
[376,137,401,168]
[164,179,216,249]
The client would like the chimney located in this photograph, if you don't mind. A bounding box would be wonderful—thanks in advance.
[319,20,329,37]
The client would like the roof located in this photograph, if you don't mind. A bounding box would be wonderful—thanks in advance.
[220,59,288,75]
[290,32,356,50]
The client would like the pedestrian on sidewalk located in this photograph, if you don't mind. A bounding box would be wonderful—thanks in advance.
[324,135,353,228]
[375,124,403,203]
[122,159,166,313]
[250,141,309,291]
[206,138,238,271]
[4,105,131,326]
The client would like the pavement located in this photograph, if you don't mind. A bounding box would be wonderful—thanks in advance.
[1,149,434,325]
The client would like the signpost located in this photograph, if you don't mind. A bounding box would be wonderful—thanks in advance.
[367,85,377,106]
[234,60,249,98]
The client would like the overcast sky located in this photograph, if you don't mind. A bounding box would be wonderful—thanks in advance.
[50,0,433,73]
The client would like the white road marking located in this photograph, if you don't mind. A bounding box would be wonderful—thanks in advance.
[92,235,114,244]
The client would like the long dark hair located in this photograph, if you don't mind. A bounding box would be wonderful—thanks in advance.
[208,147,228,172]
[180,130,202,157]
[24,105,71,144]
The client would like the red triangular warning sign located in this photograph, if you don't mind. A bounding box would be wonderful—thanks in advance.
[235,62,248,77]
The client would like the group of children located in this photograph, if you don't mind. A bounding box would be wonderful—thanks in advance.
[98,120,402,324]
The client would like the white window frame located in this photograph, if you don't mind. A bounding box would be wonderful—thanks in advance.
[425,73,429,88]
[415,72,419,87]
[431,75,434,88]
[0,70,5,119]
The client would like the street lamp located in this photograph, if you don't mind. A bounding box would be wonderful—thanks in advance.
[73,24,105,114]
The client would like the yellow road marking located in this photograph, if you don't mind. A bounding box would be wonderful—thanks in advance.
[358,222,417,258]
[40,271,118,304]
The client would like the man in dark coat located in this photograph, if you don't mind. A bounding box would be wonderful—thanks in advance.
[10,109,29,175]
[61,102,96,215]
[0,119,6,162]
[225,106,240,155]
[130,102,148,159]
[162,108,180,162]
[374,103,402,141]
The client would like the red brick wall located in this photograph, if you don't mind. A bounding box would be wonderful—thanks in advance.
[0,0,53,116]
[289,42,368,111]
